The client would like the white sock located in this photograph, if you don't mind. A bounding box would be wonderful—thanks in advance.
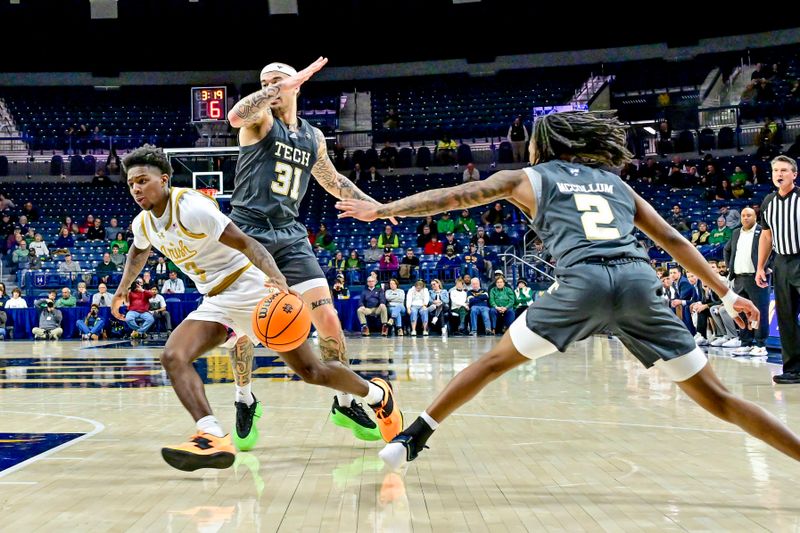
[364,382,385,406]
[420,411,439,430]
[336,392,354,406]
[236,384,254,406]
[196,415,225,438]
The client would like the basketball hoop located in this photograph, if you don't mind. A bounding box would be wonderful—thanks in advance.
[197,188,218,199]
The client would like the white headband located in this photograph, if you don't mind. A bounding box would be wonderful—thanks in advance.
[260,62,297,78]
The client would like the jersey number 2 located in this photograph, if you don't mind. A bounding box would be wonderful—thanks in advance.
[272,161,302,200]
[574,194,621,240]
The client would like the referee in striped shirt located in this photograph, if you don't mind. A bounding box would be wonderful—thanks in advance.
[757,155,800,384]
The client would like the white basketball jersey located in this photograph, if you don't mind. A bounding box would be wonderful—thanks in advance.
[132,187,253,296]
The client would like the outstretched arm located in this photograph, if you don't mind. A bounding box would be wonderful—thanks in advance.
[336,170,523,222]
[628,184,758,327]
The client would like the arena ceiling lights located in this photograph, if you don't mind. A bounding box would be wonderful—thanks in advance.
[268,0,298,15]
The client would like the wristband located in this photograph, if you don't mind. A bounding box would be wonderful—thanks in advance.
[721,289,738,316]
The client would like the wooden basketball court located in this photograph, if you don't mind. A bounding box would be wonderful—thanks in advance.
[1,336,798,531]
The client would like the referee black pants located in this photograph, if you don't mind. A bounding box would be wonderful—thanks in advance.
[732,275,770,347]
[774,255,800,373]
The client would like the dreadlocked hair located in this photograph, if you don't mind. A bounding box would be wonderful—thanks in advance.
[122,144,173,177]
[532,110,633,168]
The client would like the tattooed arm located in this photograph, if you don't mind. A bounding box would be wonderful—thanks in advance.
[310,129,376,202]
[228,85,279,129]
[219,222,289,292]
[336,170,529,221]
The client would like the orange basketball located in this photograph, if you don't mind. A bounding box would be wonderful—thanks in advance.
[251,291,312,352]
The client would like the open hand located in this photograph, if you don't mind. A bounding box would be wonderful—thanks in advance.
[275,56,328,92]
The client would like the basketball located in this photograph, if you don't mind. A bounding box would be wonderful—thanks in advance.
[251,291,311,351]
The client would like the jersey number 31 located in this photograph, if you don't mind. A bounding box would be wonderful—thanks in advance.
[271,161,302,200]
[574,194,621,240]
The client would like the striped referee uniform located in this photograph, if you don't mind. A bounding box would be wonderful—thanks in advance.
[760,183,800,380]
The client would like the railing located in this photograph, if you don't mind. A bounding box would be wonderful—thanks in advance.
[498,252,555,286]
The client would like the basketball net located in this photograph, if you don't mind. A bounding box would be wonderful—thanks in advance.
[197,188,219,199]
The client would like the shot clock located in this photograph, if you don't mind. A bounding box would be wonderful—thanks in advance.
[191,86,227,122]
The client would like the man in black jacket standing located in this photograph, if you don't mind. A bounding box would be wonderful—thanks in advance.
[725,207,771,356]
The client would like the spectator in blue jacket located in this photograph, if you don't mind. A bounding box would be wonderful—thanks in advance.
[467,277,493,336]
[356,276,388,336]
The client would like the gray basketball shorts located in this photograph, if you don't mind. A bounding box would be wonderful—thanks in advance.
[526,259,698,368]
[233,219,325,288]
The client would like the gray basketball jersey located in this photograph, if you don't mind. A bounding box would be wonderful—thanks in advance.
[526,160,647,268]
[230,118,319,226]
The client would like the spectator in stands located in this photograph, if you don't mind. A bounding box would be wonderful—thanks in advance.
[470,226,487,246]
[32,300,62,341]
[76,304,105,341]
[153,256,169,287]
[126,279,154,339]
[378,247,398,273]
[715,180,733,200]
[751,164,768,184]
[75,282,91,305]
[377,224,399,249]
[467,277,492,336]
[406,280,430,336]
[481,203,510,226]
[0,211,14,238]
[21,201,39,222]
[424,234,443,255]
[105,218,121,241]
[348,163,365,183]
[719,205,741,229]
[366,166,382,183]
[514,279,533,317]
[105,149,121,175]
[79,214,95,235]
[11,240,29,270]
[416,225,434,248]
[58,253,81,281]
[475,238,493,276]
[507,116,529,163]
[436,133,457,165]
[86,218,105,241]
[436,245,461,277]
[462,163,480,183]
[327,250,346,279]
[399,248,419,280]
[92,283,111,308]
[95,252,118,285]
[91,168,113,187]
[55,287,76,308]
[110,245,126,268]
[6,288,27,309]
[462,243,484,280]
[666,166,686,189]
[454,209,477,235]
[416,216,437,236]
[785,134,800,160]
[313,223,336,253]
[53,227,75,255]
[0,286,7,309]
[708,217,732,245]
[691,222,711,246]
[357,276,389,336]
[161,271,185,294]
[23,228,35,246]
[666,205,689,232]
[427,279,450,335]
[443,231,460,252]
[383,108,400,129]
[345,249,363,272]
[689,274,717,345]
[111,232,129,254]
[29,233,49,259]
[0,193,15,211]
[148,286,172,335]
[384,278,405,336]
[656,120,673,157]
[26,247,42,278]
[363,237,382,263]
[17,215,29,235]
[379,142,398,168]
[34,291,56,310]
[448,277,469,334]
[437,212,455,235]
[331,274,350,299]
[489,276,516,334]
[487,223,512,246]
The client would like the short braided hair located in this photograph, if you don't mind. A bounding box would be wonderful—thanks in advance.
[532,110,633,168]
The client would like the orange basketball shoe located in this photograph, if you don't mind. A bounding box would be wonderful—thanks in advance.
[161,433,236,472]
[369,378,404,442]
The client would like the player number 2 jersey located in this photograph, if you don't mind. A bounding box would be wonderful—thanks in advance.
[132,188,253,295]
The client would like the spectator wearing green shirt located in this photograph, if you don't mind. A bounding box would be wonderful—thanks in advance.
[454,209,477,235]
[437,213,455,235]
[55,287,77,308]
[377,225,399,249]
[514,279,533,317]
[314,223,336,253]
[110,232,129,254]
[708,217,732,245]
[488,277,516,333]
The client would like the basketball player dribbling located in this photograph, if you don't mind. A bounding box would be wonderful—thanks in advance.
[336,111,800,469]
[112,145,401,472]
[227,57,401,445]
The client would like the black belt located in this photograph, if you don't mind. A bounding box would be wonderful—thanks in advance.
[731,272,756,278]
[578,257,648,265]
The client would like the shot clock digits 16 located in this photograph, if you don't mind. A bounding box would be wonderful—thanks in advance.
[191,86,227,122]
